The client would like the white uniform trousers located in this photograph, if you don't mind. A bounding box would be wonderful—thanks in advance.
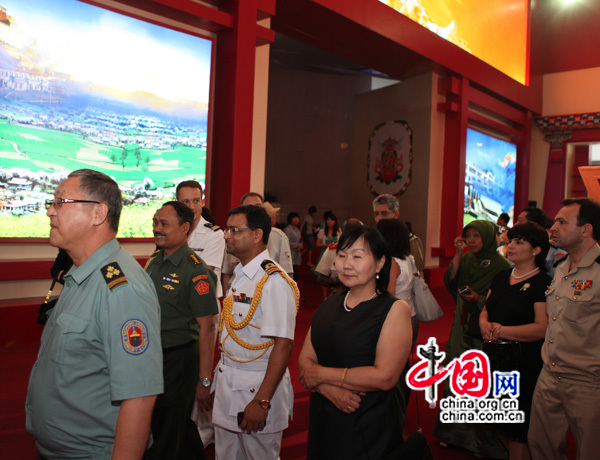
[214,425,282,460]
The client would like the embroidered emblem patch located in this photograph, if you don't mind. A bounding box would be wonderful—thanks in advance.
[163,284,175,291]
[195,280,210,295]
[121,319,148,355]
[570,280,592,290]
[192,274,208,282]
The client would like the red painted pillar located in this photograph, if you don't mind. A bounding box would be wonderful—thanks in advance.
[514,112,531,215]
[436,76,469,264]
[209,0,260,225]
[542,131,571,218]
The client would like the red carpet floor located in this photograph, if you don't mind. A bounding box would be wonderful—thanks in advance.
[0,265,576,459]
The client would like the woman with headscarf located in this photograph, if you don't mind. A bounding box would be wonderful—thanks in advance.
[433,220,511,459]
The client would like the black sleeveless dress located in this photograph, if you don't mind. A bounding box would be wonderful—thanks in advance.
[307,291,404,460]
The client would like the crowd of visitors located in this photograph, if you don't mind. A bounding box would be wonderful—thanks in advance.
[26,171,600,460]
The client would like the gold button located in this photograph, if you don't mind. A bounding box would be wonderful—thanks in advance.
[549,339,554,343]
[551,362,556,366]
[564,276,568,280]
[555,296,560,300]
[573,297,577,300]
[219,366,223,373]
[250,388,255,393]
[557,375,562,380]
[553,317,557,321]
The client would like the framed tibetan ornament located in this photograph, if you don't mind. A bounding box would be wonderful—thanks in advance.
[367,120,413,196]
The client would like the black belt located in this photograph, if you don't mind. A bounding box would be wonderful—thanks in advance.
[162,340,196,353]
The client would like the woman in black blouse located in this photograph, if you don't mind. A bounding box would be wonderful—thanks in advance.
[480,222,552,460]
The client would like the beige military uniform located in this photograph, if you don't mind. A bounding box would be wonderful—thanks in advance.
[529,243,600,460]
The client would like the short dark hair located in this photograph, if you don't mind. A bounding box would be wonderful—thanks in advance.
[287,212,300,225]
[176,180,203,200]
[162,201,194,235]
[507,222,550,272]
[337,227,391,293]
[68,169,122,232]
[228,205,271,244]
[308,205,317,214]
[562,198,600,240]
[499,212,510,225]
[240,192,263,205]
[521,207,551,229]
[377,219,411,260]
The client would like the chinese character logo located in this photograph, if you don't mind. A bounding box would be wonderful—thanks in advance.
[407,337,491,407]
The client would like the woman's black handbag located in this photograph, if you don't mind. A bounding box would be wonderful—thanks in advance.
[382,429,433,460]
[481,340,521,372]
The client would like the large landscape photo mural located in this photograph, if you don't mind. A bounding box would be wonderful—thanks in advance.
[463,128,516,227]
[0,0,212,237]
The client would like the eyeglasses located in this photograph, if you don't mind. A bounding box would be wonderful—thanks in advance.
[46,198,100,209]
[224,226,256,235]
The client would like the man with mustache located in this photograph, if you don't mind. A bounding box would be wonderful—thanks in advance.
[145,201,219,460]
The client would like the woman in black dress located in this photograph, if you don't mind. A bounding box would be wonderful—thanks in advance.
[479,222,552,460]
[298,227,412,459]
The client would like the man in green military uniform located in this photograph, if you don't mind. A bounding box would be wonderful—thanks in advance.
[145,201,219,460]
[27,169,163,460]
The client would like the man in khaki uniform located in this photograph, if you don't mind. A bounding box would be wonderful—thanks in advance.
[529,198,600,460]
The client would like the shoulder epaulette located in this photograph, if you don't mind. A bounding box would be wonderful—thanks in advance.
[144,249,161,270]
[204,222,221,232]
[189,253,202,265]
[261,259,281,276]
[553,253,568,268]
[101,262,128,291]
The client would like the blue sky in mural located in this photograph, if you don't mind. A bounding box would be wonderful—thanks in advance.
[1,0,211,103]
[464,128,516,225]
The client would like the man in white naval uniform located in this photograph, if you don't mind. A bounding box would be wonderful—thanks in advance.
[213,205,298,460]
[221,192,293,291]
[177,180,226,298]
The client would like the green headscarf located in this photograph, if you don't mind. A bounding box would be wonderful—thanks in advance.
[447,219,511,300]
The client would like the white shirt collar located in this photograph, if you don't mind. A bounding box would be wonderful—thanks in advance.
[235,249,270,281]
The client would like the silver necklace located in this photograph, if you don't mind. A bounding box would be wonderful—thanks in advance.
[511,266,539,280]
[344,291,378,312]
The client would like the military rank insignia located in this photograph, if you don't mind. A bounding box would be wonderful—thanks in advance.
[121,319,148,355]
[205,222,221,231]
[261,260,281,276]
[195,280,210,295]
[189,253,202,265]
[102,262,128,291]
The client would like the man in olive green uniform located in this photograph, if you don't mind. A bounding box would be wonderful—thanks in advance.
[27,169,163,460]
[146,201,219,460]
[529,198,600,460]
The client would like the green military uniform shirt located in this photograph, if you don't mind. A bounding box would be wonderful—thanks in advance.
[26,239,164,460]
[145,243,219,348]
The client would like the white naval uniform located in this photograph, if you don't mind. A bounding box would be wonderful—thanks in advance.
[188,216,225,447]
[188,216,226,297]
[213,250,297,459]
